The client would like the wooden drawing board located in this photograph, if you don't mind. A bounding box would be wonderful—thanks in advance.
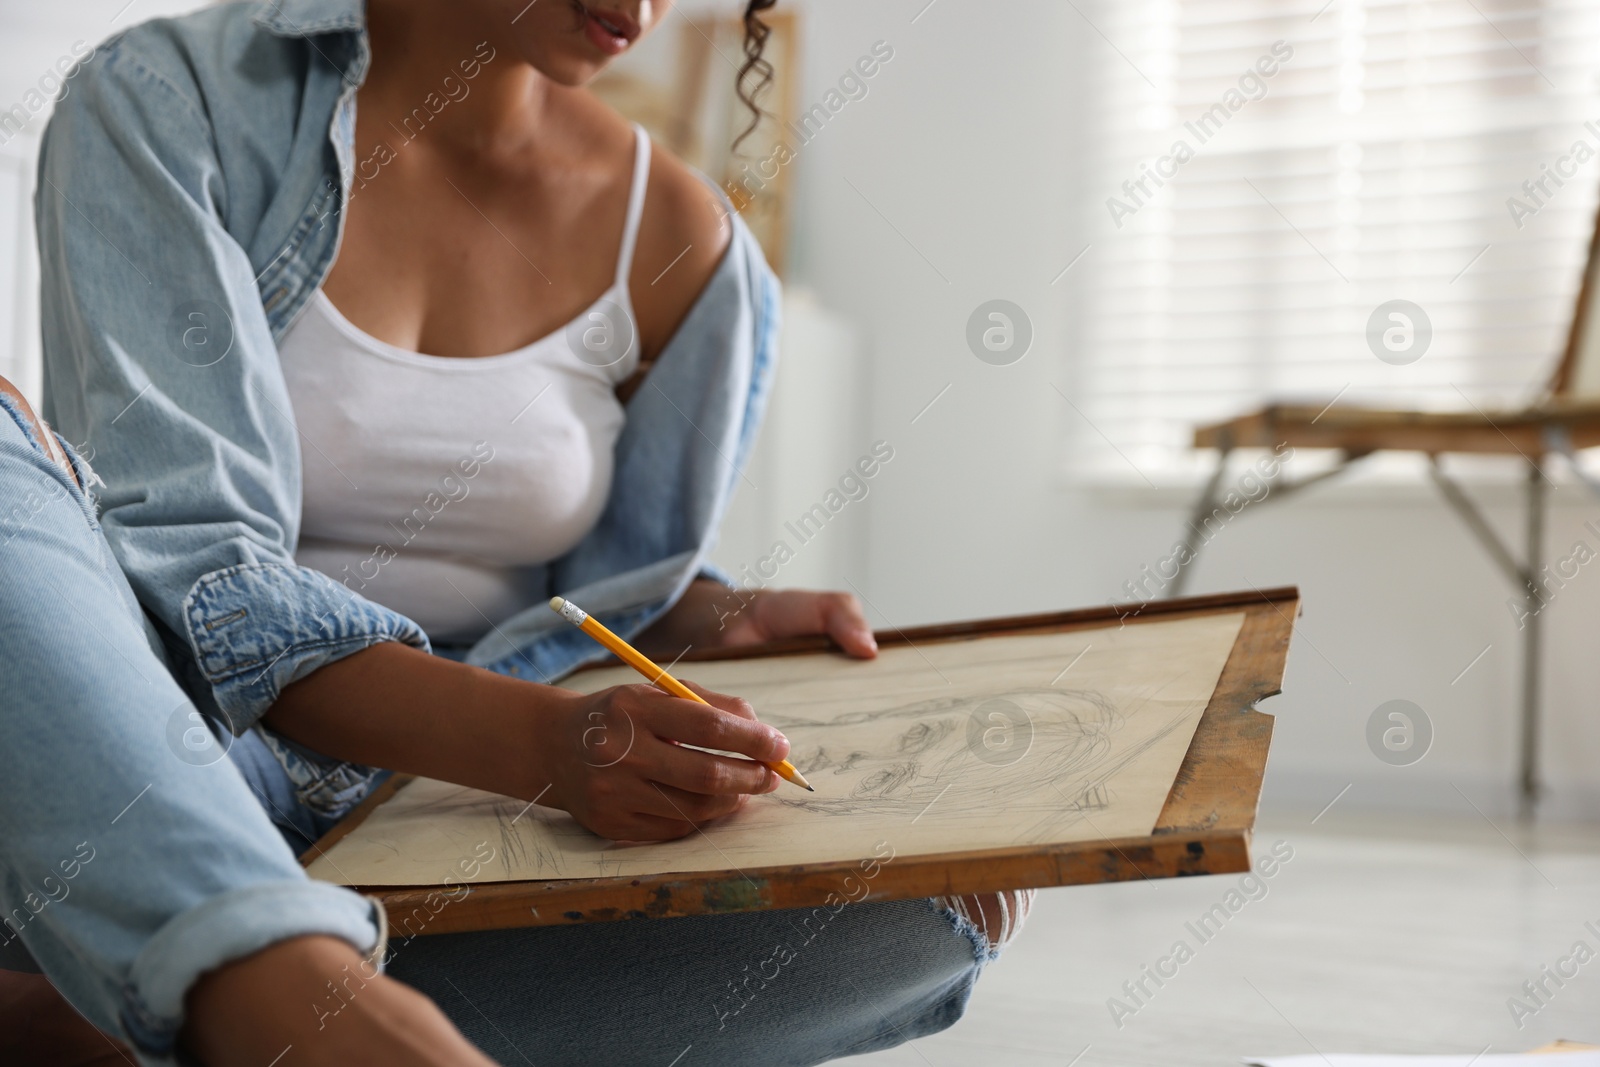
[302,588,1297,935]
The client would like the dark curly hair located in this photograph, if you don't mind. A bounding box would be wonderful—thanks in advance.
[733,0,778,149]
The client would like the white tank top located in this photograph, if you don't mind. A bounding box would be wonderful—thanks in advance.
[278,126,651,644]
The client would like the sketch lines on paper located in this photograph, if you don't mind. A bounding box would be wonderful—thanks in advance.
[774,688,1119,823]
[768,680,1201,846]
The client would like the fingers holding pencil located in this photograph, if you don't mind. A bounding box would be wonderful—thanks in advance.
[540,684,786,841]
[670,680,786,751]
[660,682,811,792]
[548,596,815,792]
[626,685,785,803]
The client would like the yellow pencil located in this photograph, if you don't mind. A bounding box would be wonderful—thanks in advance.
[548,597,814,792]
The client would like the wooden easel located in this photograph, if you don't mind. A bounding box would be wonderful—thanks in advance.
[304,588,1297,934]
[1176,203,1600,819]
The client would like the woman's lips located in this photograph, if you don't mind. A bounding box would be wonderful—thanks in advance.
[581,6,638,55]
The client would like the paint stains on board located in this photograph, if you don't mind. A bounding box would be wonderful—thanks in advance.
[703,878,770,912]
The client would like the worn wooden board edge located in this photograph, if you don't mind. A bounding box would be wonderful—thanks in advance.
[370,829,1257,938]
[1152,592,1291,838]
[304,588,1297,934]
[656,585,1297,665]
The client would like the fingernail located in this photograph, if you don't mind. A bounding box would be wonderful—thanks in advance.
[768,728,788,755]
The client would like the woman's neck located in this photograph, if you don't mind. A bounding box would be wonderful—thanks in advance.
[362,0,557,161]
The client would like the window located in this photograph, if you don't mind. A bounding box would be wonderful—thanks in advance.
[1071,0,1600,483]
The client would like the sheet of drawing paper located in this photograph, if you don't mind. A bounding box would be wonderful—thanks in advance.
[306,612,1246,886]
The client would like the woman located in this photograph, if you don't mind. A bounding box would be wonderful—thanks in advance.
[21,0,1032,1061]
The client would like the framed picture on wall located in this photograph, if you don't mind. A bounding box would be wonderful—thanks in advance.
[591,8,800,276]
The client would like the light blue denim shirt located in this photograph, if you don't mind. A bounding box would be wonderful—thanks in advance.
[37,0,778,814]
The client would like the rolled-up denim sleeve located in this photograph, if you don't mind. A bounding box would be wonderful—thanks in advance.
[122,881,386,1057]
[182,563,428,735]
[35,36,426,735]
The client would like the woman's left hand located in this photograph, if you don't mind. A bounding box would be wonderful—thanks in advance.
[719,588,878,659]
[638,581,880,660]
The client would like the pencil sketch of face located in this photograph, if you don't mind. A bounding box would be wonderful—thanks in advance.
[768,688,1128,820]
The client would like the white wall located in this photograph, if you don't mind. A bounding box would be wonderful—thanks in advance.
[710,0,1600,823]
[0,0,209,400]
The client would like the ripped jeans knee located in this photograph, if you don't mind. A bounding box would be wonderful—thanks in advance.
[932,889,1037,952]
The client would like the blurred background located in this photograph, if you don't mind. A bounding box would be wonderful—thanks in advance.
[5,0,1600,828]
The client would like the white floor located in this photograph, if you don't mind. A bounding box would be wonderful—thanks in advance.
[850,809,1600,1066]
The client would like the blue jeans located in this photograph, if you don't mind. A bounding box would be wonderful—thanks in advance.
[0,393,385,1065]
[385,899,984,1067]
[0,394,989,1065]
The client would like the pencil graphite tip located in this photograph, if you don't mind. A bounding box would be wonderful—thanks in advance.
[805,784,815,792]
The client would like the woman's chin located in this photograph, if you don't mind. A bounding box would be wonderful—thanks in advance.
[529,50,617,88]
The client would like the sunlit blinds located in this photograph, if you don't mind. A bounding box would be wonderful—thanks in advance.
[1073,0,1600,481]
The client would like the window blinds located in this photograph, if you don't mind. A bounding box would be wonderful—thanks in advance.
[1073,0,1600,482]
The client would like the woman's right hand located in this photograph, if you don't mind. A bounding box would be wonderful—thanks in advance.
[269,644,789,842]
[529,682,789,841]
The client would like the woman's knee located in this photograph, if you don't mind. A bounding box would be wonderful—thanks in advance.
[818,898,989,1056]
[697,897,986,1052]
[932,889,1037,955]
[0,377,76,486]
[837,892,1039,1052]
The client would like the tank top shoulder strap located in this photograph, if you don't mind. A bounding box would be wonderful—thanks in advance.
[614,123,652,291]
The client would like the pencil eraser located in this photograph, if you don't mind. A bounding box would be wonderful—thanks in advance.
[549,597,588,626]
